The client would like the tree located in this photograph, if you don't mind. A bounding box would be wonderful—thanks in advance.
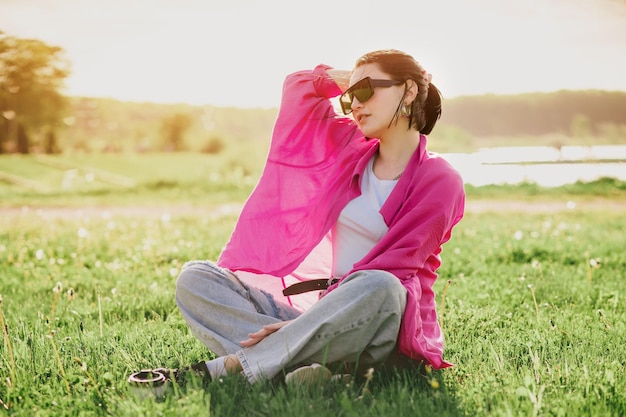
[44,129,60,154]
[16,122,29,154]
[0,31,70,153]
[160,113,192,151]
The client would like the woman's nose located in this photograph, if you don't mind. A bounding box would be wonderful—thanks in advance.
[351,97,364,112]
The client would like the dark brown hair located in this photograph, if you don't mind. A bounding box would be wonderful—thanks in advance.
[354,49,442,135]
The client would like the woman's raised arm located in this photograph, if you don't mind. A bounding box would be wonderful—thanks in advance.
[326,69,351,91]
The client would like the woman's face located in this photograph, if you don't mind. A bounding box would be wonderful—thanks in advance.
[348,63,405,139]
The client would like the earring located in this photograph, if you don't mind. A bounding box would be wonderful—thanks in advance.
[401,103,410,118]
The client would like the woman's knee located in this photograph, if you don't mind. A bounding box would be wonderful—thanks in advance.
[371,270,404,291]
[350,270,404,292]
[175,266,195,295]
[342,270,407,309]
[371,271,406,307]
[175,267,199,310]
[175,261,244,304]
[175,261,219,299]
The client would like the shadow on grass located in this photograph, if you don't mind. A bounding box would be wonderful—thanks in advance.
[117,365,464,417]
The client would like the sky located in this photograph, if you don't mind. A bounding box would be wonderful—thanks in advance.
[1,0,625,108]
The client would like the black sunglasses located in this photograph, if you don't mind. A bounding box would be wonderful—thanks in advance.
[339,77,404,115]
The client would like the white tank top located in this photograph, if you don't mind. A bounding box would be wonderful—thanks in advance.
[331,157,398,277]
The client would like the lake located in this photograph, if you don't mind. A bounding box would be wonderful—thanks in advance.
[442,145,626,187]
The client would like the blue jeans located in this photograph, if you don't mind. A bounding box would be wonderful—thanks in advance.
[176,260,407,384]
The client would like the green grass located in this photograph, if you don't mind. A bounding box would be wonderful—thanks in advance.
[1,153,625,209]
[465,176,626,199]
[0,152,264,207]
[0,154,625,416]
[0,208,624,416]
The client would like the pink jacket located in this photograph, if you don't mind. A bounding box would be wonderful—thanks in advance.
[218,64,465,369]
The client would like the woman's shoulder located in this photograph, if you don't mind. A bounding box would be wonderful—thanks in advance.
[424,151,462,175]
[418,151,465,191]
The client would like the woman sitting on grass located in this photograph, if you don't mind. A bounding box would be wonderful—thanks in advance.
[174,49,465,385]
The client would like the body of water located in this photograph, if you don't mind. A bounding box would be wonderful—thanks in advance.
[442,145,626,187]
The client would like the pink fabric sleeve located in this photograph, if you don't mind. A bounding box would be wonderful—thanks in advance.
[217,65,359,276]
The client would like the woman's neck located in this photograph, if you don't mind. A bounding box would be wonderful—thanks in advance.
[373,130,421,180]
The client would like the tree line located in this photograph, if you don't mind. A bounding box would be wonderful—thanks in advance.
[438,90,626,138]
[1,31,625,155]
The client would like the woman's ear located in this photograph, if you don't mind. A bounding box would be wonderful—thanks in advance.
[404,80,419,103]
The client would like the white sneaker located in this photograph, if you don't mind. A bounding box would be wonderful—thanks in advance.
[284,363,332,386]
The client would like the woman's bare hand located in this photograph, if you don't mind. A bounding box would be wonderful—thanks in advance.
[327,69,352,91]
[240,320,293,348]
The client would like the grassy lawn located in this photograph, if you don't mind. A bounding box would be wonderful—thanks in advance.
[0,154,624,416]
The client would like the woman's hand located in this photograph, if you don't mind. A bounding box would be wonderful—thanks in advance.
[240,320,293,348]
[327,69,352,91]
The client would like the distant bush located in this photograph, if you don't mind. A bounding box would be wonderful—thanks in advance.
[201,135,226,154]
[429,125,474,153]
